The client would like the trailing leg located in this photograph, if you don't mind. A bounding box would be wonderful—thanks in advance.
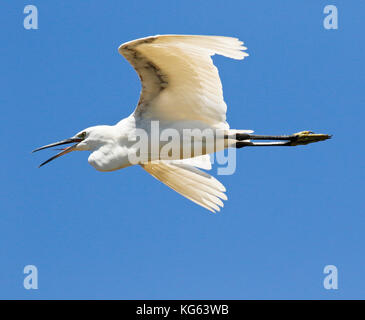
[234,131,331,148]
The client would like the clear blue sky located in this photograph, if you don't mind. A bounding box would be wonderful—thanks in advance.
[1,1,364,299]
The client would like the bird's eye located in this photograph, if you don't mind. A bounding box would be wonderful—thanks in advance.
[78,132,86,139]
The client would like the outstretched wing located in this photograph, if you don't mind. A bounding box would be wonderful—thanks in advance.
[141,159,227,213]
[118,35,248,129]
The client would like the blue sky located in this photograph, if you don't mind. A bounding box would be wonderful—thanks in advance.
[1,1,364,299]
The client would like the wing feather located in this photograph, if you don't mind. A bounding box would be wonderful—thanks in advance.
[118,35,248,129]
[140,160,227,212]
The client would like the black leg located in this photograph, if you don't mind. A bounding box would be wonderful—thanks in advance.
[234,131,331,147]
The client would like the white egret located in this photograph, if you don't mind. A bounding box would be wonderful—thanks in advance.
[33,35,331,212]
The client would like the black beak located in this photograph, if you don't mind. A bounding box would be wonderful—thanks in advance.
[32,138,83,167]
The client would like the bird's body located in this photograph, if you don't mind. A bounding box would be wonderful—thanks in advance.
[85,115,232,172]
[33,35,331,212]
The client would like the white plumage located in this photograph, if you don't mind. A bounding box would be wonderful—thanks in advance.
[119,35,248,129]
[33,35,251,212]
[34,35,330,211]
[141,160,227,213]
[118,35,248,211]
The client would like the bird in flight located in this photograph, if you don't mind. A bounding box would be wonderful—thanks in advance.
[33,35,331,212]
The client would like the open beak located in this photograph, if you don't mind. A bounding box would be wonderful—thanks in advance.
[32,137,83,167]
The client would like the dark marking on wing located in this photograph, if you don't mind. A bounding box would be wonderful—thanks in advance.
[120,37,169,117]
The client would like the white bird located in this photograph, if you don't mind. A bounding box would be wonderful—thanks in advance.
[33,35,331,212]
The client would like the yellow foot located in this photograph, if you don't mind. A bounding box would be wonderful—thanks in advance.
[290,131,332,146]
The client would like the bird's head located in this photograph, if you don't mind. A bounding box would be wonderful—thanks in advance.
[32,125,116,167]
